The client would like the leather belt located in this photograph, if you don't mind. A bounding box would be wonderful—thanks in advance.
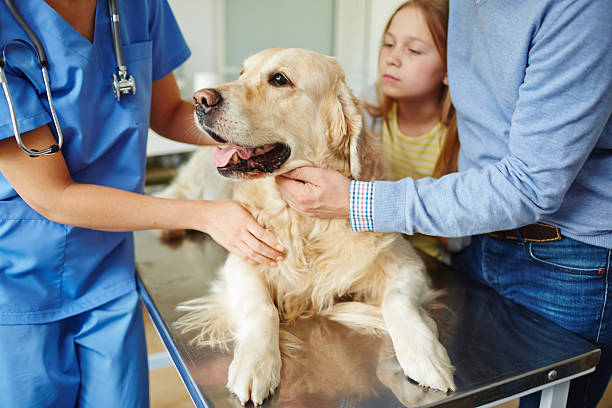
[488,222,562,243]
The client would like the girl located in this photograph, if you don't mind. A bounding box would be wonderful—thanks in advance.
[365,0,459,260]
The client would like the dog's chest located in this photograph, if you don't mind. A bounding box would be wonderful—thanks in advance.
[234,178,387,307]
[266,217,384,314]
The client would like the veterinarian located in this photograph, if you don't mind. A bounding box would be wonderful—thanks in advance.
[275,0,612,407]
[0,1,283,406]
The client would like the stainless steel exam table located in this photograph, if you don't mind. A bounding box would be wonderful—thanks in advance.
[134,230,600,408]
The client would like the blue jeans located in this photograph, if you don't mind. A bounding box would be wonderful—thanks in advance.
[452,234,612,408]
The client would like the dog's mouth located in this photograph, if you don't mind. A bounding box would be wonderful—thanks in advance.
[212,143,291,178]
[196,114,227,144]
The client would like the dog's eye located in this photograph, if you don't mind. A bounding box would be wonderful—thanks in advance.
[269,73,291,87]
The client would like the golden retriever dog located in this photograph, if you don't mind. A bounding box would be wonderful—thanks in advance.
[161,48,455,406]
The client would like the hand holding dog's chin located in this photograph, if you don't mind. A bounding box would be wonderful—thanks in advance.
[198,199,285,265]
[275,167,350,219]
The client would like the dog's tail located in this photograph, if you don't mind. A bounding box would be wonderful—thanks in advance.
[174,294,235,352]
[174,295,305,358]
[320,302,387,336]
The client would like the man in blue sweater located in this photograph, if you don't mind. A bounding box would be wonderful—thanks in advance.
[275,0,612,406]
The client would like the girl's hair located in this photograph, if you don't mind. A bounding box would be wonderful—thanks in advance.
[365,0,458,178]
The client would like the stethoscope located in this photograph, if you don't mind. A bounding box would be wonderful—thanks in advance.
[0,0,136,157]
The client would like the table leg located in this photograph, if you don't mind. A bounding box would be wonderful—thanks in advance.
[539,381,570,408]
[148,351,173,370]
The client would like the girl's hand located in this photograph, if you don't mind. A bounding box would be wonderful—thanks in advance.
[200,200,285,265]
[275,167,350,218]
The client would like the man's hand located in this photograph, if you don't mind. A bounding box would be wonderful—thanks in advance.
[275,167,350,218]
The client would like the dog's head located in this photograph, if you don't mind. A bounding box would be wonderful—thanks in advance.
[193,48,378,181]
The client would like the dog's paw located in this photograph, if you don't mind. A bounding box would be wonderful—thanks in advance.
[377,352,448,406]
[395,338,455,393]
[227,346,282,406]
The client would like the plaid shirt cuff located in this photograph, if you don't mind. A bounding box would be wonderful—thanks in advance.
[349,180,375,231]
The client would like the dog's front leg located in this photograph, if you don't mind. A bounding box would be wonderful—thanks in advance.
[375,337,445,406]
[381,275,455,392]
[224,255,281,406]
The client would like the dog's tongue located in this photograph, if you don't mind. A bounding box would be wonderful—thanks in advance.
[211,144,275,167]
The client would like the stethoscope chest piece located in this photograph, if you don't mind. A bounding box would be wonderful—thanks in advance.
[112,67,136,101]
[108,0,136,101]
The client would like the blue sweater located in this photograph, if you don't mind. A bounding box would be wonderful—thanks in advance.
[372,0,612,249]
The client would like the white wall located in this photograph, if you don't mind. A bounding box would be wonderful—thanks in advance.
[365,0,407,85]
[168,0,222,95]
[148,0,221,156]
[334,0,405,96]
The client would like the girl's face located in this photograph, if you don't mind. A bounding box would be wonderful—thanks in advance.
[378,6,447,101]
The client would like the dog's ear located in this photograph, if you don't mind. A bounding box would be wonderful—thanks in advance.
[327,80,379,181]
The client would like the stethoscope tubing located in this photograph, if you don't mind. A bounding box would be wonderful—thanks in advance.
[1,0,133,156]
[2,0,62,156]
[3,0,47,67]
[0,64,62,156]
[108,0,126,70]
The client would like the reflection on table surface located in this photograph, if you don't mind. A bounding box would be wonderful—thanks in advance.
[135,230,600,408]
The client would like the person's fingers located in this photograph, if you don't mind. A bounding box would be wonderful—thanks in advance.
[252,224,285,253]
[246,222,285,258]
[279,167,322,183]
[241,203,261,219]
[239,240,274,265]
[274,177,293,198]
[275,175,312,200]
[279,167,306,180]
[225,240,257,265]
[275,175,303,191]
[274,178,315,216]
[241,235,280,265]
[240,203,285,253]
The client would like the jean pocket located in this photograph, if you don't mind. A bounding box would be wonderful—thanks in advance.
[527,238,609,275]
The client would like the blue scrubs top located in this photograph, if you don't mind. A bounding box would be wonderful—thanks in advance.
[0,0,190,324]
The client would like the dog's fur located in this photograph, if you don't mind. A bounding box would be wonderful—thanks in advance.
[162,48,455,405]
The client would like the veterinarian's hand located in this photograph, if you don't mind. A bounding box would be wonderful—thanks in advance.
[201,200,285,265]
[275,167,350,218]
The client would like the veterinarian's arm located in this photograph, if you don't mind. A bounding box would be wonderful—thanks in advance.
[149,72,219,146]
[0,127,284,265]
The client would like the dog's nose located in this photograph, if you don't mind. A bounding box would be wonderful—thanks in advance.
[193,88,223,113]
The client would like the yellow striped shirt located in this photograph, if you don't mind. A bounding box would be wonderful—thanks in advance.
[381,104,447,259]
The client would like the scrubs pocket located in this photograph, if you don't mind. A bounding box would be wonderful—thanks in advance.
[121,41,153,127]
[0,201,66,313]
